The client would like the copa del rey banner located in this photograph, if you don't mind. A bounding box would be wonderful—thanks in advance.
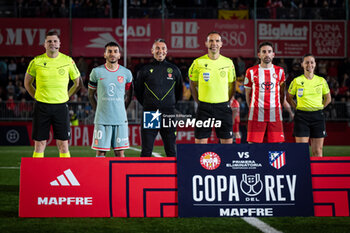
[71,19,255,57]
[177,143,314,217]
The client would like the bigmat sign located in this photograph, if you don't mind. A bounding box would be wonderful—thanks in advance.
[257,20,346,58]
[177,143,314,217]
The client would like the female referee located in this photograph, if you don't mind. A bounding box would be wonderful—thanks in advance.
[287,54,331,157]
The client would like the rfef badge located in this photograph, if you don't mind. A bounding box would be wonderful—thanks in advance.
[143,110,161,129]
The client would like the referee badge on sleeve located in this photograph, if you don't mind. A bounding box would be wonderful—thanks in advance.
[244,77,249,85]
[297,88,304,97]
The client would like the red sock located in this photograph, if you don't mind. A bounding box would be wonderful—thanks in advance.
[236,138,241,144]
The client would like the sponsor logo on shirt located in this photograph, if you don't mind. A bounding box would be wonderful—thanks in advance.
[167,73,173,80]
[261,82,274,91]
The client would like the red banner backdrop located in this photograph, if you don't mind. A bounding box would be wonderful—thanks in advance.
[311,157,350,216]
[0,19,345,58]
[0,18,69,56]
[164,19,255,57]
[19,158,110,217]
[311,21,345,58]
[257,20,346,58]
[71,19,255,58]
[71,19,162,57]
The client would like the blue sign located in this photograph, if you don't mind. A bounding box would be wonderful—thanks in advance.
[177,143,314,217]
[143,110,161,129]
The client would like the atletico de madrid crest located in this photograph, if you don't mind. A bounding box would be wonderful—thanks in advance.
[268,151,286,169]
[117,76,124,83]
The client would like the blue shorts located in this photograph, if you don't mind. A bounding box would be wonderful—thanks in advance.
[92,124,129,151]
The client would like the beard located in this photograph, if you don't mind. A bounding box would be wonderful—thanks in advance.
[263,57,272,64]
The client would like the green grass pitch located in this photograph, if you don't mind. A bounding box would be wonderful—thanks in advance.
[0,145,349,233]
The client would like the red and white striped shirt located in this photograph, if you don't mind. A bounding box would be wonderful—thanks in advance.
[244,64,285,122]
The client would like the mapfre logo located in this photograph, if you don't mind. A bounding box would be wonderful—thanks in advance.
[50,169,80,186]
[37,169,93,206]
[200,152,221,170]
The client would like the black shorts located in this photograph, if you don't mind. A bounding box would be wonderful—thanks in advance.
[293,110,326,138]
[195,101,233,139]
[32,101,70,141]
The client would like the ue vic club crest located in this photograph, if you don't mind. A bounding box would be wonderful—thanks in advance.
[269,151,286,169]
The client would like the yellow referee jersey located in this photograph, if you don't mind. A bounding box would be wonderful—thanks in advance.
[288,74,330,111]
[189,54,236,103]
[27,53,80,104]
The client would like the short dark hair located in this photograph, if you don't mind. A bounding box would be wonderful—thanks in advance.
[154,38,166,43]
[104,41,122,52]
[45,31,60,39]
[258,41,273,52]
[302,53,315,61]
[207,31,221,40]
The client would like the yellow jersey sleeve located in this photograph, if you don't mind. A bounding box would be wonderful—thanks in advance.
[26,59,36,77]
[188,59,199,82]
[322,78,330,95]
[68,59,80,81]
[228,62,236,83]
[288,78,297,95]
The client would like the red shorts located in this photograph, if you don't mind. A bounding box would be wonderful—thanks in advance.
[247,121,284,143]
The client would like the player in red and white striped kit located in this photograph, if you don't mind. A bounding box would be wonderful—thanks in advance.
[244,42,285,143]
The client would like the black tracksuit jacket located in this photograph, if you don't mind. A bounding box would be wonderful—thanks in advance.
[134,59,183,112]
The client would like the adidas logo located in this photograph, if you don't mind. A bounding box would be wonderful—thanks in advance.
[50,169,80,186]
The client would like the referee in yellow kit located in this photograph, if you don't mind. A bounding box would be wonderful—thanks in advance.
[24,31,81,158]
[287,54,331,157]
[189,31,236,144]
